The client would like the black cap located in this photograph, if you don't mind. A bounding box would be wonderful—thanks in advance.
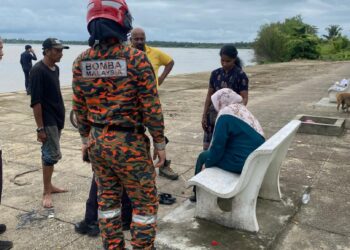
[25,45,32,50]
[42,38,69,50]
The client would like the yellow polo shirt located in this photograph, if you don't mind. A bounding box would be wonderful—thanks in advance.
[145,45,173,85]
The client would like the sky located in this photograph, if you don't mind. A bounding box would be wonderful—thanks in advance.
[0,0,349,43]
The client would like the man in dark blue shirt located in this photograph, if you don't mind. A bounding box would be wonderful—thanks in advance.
[20,45,37,95]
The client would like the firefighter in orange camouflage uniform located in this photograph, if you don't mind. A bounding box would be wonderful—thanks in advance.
[72,1,166,249]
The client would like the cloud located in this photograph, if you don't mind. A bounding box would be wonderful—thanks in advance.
[0,0,349,42]
[0,0,87,40]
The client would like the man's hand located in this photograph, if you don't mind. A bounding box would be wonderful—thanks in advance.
[158,60,174,86]
[37,131,47,143]
[153,149,166,168]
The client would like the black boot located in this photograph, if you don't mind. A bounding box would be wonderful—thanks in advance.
[0,240,13,250]
[189,188,196,202]
[74,220,100,237]
[189,194,197,202]
[0,224,6,235]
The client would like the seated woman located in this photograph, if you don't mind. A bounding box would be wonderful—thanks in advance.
[190,88,265,202]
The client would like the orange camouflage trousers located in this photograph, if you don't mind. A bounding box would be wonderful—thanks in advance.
[89,127,158,250]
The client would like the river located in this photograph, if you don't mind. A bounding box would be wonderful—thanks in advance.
[0,44,255,93]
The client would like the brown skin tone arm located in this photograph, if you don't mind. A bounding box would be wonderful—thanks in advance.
[153,149,166,168]
[32,103,47,142]
[158,60,174,86]
[201,87,215,131]
[240,90,248,106]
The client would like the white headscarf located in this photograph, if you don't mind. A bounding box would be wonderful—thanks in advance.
[211,88,264,137]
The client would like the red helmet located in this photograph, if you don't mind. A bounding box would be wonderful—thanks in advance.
[87,0,132,32]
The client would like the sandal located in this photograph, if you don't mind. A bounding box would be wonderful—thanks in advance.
[159,192,176,205]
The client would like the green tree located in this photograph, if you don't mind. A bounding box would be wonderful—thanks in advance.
[332,36,349,52]
[281,15,318,36]
[323,25,342,40]
[254,24,290,62]
[287,35,320,59]
[254,15,320,62]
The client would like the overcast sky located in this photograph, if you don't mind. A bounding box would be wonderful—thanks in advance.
[0,0,349,43]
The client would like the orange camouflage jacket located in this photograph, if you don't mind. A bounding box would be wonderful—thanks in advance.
[72,43,165,145]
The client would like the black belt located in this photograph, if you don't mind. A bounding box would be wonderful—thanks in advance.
[92,123,146,134]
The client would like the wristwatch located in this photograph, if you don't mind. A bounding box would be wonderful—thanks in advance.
[36,127,44,133]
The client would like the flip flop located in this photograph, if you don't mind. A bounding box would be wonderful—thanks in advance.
[159,193,176,202]
[159,193,176,205]
[159,198,174,205]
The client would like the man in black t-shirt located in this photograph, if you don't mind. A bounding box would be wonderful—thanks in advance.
[20,45,37,95]
[30,38,69,208]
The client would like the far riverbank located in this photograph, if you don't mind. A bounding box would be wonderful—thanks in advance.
[0,44,255,93]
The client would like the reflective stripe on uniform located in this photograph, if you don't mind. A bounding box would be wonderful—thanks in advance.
[98,208,121,219]
[132,214,157,224]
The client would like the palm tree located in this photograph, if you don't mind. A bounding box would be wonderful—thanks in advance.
[323,25,342,40]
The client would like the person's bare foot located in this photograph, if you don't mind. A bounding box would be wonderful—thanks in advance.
[43,193,53,208]
[51,185,68,194]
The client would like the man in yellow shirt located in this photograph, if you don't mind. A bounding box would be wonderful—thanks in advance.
[130,27,178,180]
[131,27,174,87]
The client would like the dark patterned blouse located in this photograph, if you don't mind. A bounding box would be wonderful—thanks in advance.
[203,66,249,148]
[209,66,249,94]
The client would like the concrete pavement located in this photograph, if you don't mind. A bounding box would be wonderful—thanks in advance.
[0,60,349,249]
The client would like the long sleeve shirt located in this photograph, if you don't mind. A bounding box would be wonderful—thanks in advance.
[205,115,265,173]
[20,51,37,72]
[72,44,165,145]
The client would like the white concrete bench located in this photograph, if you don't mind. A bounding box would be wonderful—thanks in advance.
[187,120,301,232]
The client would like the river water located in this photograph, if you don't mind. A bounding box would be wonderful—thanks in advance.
[0,44,255,93]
